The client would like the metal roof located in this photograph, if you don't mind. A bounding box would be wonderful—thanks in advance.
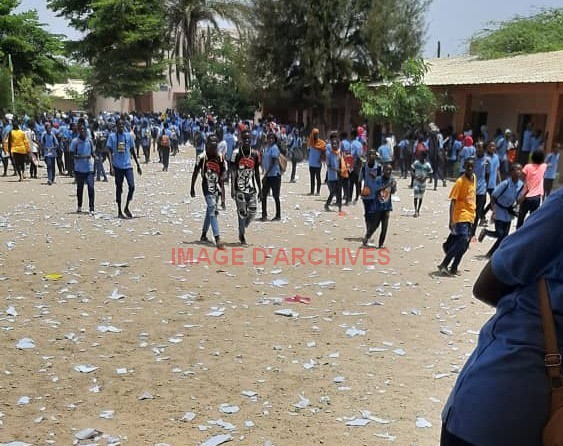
[424,50,563,86]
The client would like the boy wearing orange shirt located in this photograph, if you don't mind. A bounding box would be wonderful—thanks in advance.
[438,158,476,276]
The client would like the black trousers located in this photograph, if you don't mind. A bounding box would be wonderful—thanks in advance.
[12,153,27,177]
[472,194,486,235]
[365,211,389,247]
[309,166,321,194]
[326,179,342,209]
[516,195,541,229]
[262,175,281,218]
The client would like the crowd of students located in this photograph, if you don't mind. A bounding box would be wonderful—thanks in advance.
[1,111,560,267]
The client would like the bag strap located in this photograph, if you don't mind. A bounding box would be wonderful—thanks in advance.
[538,278,563,389]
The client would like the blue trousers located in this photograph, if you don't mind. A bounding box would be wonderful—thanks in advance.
[114,167,135,206]
[95,154,107,180]
[75,171,95,211]
[202,193,220,238]
[45,156,56,183]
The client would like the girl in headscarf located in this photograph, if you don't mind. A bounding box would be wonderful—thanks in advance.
[307,128,326,195]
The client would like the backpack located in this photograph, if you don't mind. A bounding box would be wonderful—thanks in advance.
[151,126,158,138]
[278,153,287,174]
[160,134,170,148]
[339,154,349,179]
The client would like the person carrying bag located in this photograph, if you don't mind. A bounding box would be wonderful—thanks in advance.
[538,278,563,446]
[440,188,563,446]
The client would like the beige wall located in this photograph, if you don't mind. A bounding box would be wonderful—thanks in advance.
[473,91,553,134]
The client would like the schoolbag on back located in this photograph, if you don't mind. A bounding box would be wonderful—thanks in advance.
[278,153,287,174]
[160,134,170,148]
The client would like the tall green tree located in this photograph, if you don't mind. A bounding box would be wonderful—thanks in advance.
[0,0,66,113]
[48,0,166,104]
[178,29,256,118]
[470,8,563,59]
[250,0,429,114]
[164,0,251,87]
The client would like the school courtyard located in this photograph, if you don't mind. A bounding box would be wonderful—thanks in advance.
[1,152,496,445]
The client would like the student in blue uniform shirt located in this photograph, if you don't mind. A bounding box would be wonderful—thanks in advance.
[478,163,524,257]
[441,186,563,446]
[349,128,364,202]
[543,143,560,198]
[324,133,343,213]
[366,163,396,248]
[70,124,96,214]
[41,122,60,185]
[359,149,383,246]
[482,141,501,218]
[472,142,489,233]
[260,132,282,221]
[106,119,142,219]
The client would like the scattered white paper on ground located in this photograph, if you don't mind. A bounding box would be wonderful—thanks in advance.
[346,418,370,426]
[219,404,240,414]
[180,412,196,422]
[108,288,126,300]
[16,338,35,350]
[346,327,366,337]
[293,394,309,409]
[75,428,100,440]
[201,434,233,446]
[416,417,432,428]
[274,309,299,318]
[74,365,98,373]
[97,325,122,333]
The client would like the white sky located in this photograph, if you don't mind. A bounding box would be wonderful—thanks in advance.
[17,0,563,58]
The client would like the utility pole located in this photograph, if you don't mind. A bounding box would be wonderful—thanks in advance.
[8,54,15,113]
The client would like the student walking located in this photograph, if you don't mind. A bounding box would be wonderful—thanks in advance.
[40,122,59,185]
[411,151,433,217]
[307,128,326,196]
[71,125,96,214]
[478,163,523,257]
[106,119,142,219]
[543,144,560,198]
[360,162,396,248]
[190,134,226,249]
[438,158,476,276]
[325,133,344,213]
[6,121,30,181]
[472,142,489,233]
[440,187,563,446]
[233,129,261,245]
[260,132,282,221]
[516,150,547,229]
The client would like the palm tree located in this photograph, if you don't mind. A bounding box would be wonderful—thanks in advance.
[165,0,252,87]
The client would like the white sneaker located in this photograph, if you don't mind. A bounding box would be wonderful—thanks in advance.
[77,207,82,213]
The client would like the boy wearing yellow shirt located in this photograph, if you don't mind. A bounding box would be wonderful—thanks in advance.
[438,158,476,276]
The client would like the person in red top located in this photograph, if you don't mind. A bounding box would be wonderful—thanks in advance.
[516,149,547,229]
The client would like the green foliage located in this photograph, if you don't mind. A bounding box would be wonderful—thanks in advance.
[177,30,256,118]
[165,0,252,87]
[470,8,563,59]
[350,58,437,128]
[48,0,167,99]
[250,0,429,110]
[14,75,54,116]
[0,0,67,88]
[0,66,11,111]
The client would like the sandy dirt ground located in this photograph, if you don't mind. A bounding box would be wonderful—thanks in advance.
[0,147,496,446]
